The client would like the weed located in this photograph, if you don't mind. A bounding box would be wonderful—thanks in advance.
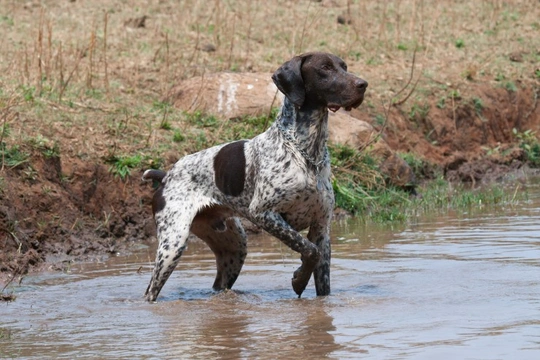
[408,103,429,122]
[436,97,446,109]
[374,113,386,126]
[535,69,540,79]
[349,51,362,61]
[194,132,209,150]
[455,39,465,48]
[160,120,172,130]
[28,135,60,158]
[0,123,10,138]
[413,180,513,215]
[22,166,38,181]
[152,100,171,113]
[21,85,36,102]
[503,81,517,92]
[449,89,461,100]
[397,43,408,51]
[0,15,14,26]
[366,57,380,66]
[106,154,143,179]
[85,88,104,100]
[482,144,502,156]
[152,101,175,130]
[472,97,484,115]
[329,144,385,214]
[0,143,29,168]
[399,152,427,179]
[173,130,185,143]
[225,111,275,140]
[513,128,540,166]
[42,145,60,159]
[187,111,218,128]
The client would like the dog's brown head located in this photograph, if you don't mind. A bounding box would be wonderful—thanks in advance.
[272,52,368,112]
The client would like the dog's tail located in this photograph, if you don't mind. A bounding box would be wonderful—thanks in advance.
[142,169,167,183]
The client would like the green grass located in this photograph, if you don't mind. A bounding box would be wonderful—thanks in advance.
[503,81,518,92]
[27,135,60,159]
[329,144,521,223]
[513,128,540,166]
[340,178,520,224]
[172,130,185,143]
[105,153,163,180]
[0,143,29,168]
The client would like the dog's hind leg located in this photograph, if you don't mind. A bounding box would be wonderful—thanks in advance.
[145,198,200,302]
[191,206,247,291]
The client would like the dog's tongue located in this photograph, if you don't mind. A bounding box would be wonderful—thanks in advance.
[328,106,340,112]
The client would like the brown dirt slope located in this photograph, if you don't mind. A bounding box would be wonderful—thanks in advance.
[379,84,540,182]
[1,153,155,281]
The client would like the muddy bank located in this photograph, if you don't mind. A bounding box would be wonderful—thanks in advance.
[1,83,539,286]
[0,155,155,283]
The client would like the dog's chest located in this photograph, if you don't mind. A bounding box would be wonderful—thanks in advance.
[271,170,333,230]
[240,133,334,229]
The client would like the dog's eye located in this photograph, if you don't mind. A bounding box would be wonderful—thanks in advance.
[321,64,333,71]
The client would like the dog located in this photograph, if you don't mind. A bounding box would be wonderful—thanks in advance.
[142,52,367,301]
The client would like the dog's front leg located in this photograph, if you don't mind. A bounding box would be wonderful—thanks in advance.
[251,211,320,297]
[308,221,331,296]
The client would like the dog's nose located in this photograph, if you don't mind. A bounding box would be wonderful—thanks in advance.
[356,79,368,90]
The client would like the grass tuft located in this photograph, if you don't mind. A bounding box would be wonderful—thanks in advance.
[0,143,29,169]
[513,128,540,166]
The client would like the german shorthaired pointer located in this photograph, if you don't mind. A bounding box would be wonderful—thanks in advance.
[143,52,367,301]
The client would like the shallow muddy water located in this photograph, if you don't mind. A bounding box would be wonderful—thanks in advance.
[2,187,540,359]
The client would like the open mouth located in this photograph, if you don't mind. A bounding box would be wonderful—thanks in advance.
[328,97,364,113]
[328,105,341,112]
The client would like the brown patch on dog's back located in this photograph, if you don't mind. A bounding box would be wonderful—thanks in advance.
[213,140,247,196]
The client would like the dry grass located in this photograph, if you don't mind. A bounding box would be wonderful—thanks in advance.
[0,0,538,164]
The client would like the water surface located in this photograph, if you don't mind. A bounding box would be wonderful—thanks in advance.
[2,187,540,359]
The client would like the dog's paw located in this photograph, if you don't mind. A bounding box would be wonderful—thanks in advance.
[291,266,311,297]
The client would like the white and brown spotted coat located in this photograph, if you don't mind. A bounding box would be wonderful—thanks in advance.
[144,52,367,301]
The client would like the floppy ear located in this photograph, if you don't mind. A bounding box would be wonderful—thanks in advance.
[271,55,305,107]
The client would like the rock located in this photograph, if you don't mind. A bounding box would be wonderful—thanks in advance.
[200,43,216,52]
[373,143,417,190]
[124,15,148,29]
[508,51,525,63]
[328,110,378,146]
[337,15,352,25]
[168,72,280,119]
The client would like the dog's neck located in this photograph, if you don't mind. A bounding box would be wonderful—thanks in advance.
[276,97,329,171]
